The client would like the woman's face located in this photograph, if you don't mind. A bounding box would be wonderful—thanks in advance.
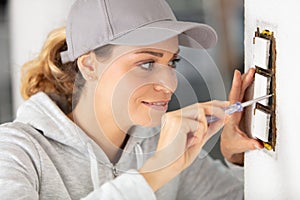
[94,37,179,131]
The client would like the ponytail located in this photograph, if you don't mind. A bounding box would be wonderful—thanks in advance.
[21,27,82,114]
[21,27,114,114]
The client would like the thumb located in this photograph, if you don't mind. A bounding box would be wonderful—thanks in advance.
[236,135,264,153]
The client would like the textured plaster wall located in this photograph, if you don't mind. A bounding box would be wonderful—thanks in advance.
[245,0,300,199]
[9,0,75,112]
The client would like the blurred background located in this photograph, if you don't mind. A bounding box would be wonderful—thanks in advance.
[0,0,11,123]
[0,0,244,161]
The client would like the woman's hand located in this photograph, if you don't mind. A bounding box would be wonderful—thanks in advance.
[221,68,264,166]
[139,101,228,191]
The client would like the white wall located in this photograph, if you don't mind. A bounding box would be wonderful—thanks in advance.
[9,0,75,113]
[245,0,300,199]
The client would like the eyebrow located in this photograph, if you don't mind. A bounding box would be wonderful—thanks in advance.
[135,49,180,58]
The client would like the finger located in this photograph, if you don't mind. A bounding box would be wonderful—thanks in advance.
[241,69,248,80]
[241,68,255,95]
[178,104,207,127]
[185,137,206,163]
[186,120,207,147]
[241,67,253,78]
[202,105,228,139]
[206,119,225,139]
[175,103,227,132]
[184,118,206,134]
[229,70,242,103]
[230,130,264,153]
[205,106,227,122]
[197,106,208,134]
[235,137,264,153]
[175,103,203,120]
[194,105,226,144]
[157,117,206,156]
[196,101,228,118]
[188,119,223,154]
[202,100,230,108]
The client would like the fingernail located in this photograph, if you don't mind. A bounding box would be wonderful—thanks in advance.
[224,116,231,123]
[255,144,262,149]
[223,101,230,107]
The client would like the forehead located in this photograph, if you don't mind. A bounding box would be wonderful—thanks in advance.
[110,36,179,59]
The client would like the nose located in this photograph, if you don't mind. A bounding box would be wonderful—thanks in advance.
[153,67,177,93]
[153,84,173,94]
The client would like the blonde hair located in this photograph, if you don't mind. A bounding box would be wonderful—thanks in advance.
[21,27,113,113]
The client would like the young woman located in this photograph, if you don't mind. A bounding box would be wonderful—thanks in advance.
[0,0,263,199]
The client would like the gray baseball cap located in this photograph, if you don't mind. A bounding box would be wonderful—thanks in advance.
[60,0,218,64]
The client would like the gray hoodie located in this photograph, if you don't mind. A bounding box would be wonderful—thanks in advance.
[0,92,243,199]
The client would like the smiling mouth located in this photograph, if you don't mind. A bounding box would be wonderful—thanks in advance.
[142,101,169,111]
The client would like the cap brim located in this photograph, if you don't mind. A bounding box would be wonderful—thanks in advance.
[109,20,218,49]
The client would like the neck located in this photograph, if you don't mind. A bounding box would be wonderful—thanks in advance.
[70,87,129,162]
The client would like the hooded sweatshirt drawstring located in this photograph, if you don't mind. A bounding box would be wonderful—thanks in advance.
[134,143,144,169]
[87,141,144,191]
[87,143,100,190]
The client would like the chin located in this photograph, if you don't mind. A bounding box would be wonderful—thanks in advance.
[134,112,164,127]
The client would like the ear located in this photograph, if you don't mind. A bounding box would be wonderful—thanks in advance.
[77,52,99,81]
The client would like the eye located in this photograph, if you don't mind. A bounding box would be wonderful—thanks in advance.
[139,61,155,71]
[168,58,181,69]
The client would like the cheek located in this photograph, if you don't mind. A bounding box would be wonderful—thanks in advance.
[110,79,147,126]
[128,86,150,118]
[93,77,113,128]
[94,65,165,128]
[93,67,127,128]
[128,86,164,127]
[94,69,150,130]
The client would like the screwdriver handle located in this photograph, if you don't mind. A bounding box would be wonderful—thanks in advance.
[206,102,243,124]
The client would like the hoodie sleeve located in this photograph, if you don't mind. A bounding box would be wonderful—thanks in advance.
[176,152,244,200]
[82,169,156,200]
[0,124,156,200]
[0,128,40,199]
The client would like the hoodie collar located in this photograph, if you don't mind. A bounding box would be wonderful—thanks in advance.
[15,92,88,152]
[15,92,160,164]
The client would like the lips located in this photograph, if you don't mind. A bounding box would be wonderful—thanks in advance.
[142,100,169,111]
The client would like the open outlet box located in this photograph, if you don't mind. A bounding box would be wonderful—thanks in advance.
[245,27,277,151]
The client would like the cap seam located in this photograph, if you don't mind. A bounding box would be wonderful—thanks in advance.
[103,0,114,38]
[69,22,75,61]
[67,1,77,62]
[159,0,177,20]
[113,18,173,39]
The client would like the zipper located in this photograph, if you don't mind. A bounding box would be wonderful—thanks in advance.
[112,166,119,178]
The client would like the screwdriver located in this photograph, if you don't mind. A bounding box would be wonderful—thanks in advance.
[206,94,273,123]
